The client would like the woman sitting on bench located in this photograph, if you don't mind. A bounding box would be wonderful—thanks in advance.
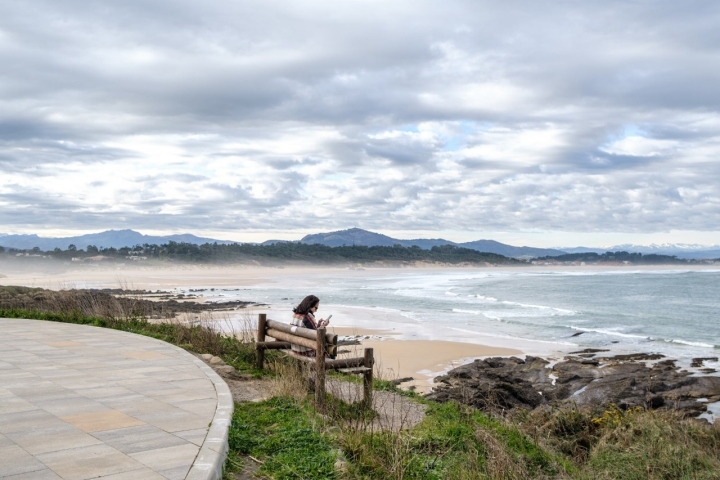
[290,295,330,357]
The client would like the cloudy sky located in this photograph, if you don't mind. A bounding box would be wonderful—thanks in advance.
[1,0,719,247]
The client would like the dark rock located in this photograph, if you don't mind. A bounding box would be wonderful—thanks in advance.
[390,377,414,386]
[691,357,718,368]
[569,348,610,354]
[426,352,720,420]
[607,353,665,361]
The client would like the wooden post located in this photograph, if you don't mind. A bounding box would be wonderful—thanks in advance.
[315,327,326,409]
[363,347,374,407]
[256,314,267,370]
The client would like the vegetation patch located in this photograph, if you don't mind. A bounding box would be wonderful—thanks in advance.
[227,397,337,479]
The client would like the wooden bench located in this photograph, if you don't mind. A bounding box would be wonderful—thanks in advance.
[255,314,374,408]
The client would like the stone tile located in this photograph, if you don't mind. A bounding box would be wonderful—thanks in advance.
[46,341,85,347]
[6,423,102,455]
[36,444,146,480]
[36,369,86,379]
[173,428,208,446]
[162,378,213,391]
[152,388,216,403]
[129,443,199,472]
[74,386,136,400]
[0,395,40,415]
[0,409,62,434]
[34,396,110,416]
[0,445,47,477]
[144,371,203,382]
[49,377,109,390]
[111,398,174,416]
[0,371,37,388]
[158,464,192,480]
[92,425,189,454]
[125,383,186,396]
[4,469,63,479]
[60,410,145,433]
[12,380,77,406]
[171,398,218,417]
[134,409,210,433]
[7,381,72,399]
[94,468,167,479]
[124,351,170,360]
[0,432,14,447]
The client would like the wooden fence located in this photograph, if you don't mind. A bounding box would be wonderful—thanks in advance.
[255,314,374,408]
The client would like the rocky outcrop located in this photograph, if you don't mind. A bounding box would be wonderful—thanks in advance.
[427,352,720,418]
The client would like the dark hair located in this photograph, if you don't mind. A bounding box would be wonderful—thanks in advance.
[293,295,319,315]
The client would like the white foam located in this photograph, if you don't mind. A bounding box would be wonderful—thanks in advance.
[698,400,720,424]
[500,300,577,315]
[568,326,650,340]
[473,294,498,303]
[573,385,588,396]
[662,338,716,349]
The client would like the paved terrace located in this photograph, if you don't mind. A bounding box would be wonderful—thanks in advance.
[0,318,232,480]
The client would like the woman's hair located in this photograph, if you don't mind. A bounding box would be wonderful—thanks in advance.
[293,295,319,315]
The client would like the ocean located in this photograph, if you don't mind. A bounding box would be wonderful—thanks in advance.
[190,267,719,370]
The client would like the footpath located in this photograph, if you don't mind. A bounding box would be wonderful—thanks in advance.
[0,318,231,480]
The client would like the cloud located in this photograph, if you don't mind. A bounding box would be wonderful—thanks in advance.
[1,0,720,241]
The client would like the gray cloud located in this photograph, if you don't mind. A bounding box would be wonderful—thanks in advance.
[1,0,720,241]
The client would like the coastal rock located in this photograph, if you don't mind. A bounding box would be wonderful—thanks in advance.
[209,355,225,365]
[426,353,720,419]
[691,357,719,368]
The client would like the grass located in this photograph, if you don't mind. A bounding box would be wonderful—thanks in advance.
[2,290,719,479]
[228,397,338,479]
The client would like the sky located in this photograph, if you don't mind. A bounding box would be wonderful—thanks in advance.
[1,0,719,248]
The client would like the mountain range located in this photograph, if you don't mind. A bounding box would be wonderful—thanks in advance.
[297,228,565,258]
[1,228,718,259]
[0,229,234,251]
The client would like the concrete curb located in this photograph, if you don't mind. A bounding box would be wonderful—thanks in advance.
[184,356,233,480]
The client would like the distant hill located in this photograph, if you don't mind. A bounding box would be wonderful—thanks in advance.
[0,229,234,250]
[458,239,565,258]
[300,228,566,258]
[560,244,720,259]
[3,228,716,260]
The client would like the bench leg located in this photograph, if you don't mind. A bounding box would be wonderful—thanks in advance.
[256,314,266,370]
[363,348,373,408]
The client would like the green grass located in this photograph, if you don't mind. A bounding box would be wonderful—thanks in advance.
[331,400,571,479]
[228,397,338,479]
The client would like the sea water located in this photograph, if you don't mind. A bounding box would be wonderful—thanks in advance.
[186,268,720,368]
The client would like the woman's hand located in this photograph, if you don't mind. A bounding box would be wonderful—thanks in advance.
[319,318,330,327]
